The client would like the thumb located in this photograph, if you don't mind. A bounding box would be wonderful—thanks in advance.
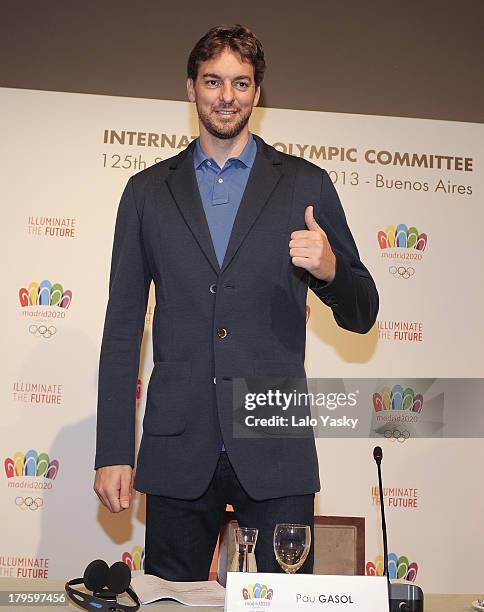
[119,471,132,509]
[305,205,321,232]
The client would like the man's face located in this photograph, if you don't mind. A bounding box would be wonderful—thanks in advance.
[187,48,260,140]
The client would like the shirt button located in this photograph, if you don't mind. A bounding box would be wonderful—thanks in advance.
[209,284,217,294]
[218,178,224,183]
[217,328,228,339]
[207,161,212,166]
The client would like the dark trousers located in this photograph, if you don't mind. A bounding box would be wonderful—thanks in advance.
[144,451,314,581]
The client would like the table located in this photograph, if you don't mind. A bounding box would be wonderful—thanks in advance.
[0,578,481,611]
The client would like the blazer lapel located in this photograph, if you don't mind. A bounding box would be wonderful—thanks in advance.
[165,144,220,274]
[220,138,282,274]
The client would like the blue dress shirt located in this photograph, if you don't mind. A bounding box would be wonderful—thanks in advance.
[193,133,257,267]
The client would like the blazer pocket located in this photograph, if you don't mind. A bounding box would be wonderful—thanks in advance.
[143,361,191,436]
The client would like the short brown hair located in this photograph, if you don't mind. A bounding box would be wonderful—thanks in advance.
[187,24,266,87]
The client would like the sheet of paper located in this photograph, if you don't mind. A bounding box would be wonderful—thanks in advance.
[131,573,225,607]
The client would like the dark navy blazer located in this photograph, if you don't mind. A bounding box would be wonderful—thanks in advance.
[95,135,379,500]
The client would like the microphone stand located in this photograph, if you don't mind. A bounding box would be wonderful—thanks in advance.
[374,447,391,608]
[373,446,423,612]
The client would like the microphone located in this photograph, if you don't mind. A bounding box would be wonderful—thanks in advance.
[372,446,424,612]
[373,446,388,580]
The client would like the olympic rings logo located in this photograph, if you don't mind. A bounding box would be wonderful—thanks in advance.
[384,429,410,443]
[15,496,44,510]
[29,324,57,339]
[389,266,415,279]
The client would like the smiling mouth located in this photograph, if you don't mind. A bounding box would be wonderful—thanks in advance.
[214,109,238,117]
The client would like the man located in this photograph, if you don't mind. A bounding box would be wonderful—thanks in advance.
[94,25,378,580]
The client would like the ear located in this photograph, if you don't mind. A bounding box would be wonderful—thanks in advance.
[253,85,261,107]
[187,77,196,102]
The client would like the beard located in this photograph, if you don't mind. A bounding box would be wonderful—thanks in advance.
[196,103,252,140]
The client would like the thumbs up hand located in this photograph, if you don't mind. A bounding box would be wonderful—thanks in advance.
[290,206,336,282]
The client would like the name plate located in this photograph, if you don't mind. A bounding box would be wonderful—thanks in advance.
[225,572,389,611]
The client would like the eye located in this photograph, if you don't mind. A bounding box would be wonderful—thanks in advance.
[235,81,250,90]
[205,79,220,88]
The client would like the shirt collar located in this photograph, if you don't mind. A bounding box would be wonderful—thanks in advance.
[193,133,257,170]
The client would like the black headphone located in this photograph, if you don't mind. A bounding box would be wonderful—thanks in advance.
[65,559,140,612]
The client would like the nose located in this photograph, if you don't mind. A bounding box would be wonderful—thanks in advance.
[220,80,235,105]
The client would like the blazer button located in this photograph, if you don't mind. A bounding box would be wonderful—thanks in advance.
[217,328,228,339]
[209,284,217,294]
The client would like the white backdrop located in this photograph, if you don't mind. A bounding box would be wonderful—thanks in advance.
[2,88,483,592]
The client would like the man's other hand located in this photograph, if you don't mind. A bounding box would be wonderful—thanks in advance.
[94,465,133,513]
[290,205,336,282]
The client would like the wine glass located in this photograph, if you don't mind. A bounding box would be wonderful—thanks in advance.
[273,523,311,574]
